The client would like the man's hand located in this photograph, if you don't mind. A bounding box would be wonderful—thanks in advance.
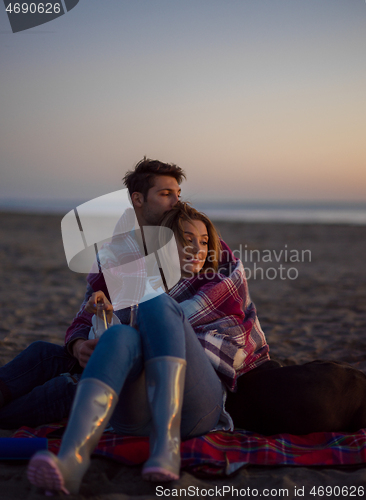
[84,290,114,323]
[72,338,98,368]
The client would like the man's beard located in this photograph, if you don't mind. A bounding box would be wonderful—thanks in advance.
[141,206,164,226]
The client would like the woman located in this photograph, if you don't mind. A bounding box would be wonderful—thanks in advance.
[27,202,269,495]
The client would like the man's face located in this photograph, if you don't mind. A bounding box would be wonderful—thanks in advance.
[139,175,181,226]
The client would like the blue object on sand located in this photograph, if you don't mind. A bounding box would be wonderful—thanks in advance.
[0,438,48,459]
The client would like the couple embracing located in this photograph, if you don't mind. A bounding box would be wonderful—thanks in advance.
[0,158,365,495]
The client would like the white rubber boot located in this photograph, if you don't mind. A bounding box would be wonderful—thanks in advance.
[27,378,118,495]
[142,356,186,482]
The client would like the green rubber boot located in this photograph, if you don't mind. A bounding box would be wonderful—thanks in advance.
[142,356,186,482]
[27,378,118,495]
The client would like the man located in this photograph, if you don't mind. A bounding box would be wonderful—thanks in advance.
[0,158,186,428]
[67,158,185,368]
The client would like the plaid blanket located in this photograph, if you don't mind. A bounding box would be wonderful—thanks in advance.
[13,424,366,476]
[169,242,269,390]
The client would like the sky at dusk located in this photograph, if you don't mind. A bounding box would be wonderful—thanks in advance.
[1,0,365,207]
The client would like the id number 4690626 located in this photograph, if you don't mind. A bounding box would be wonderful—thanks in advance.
[309,485,364,497]
[5,3,61,14]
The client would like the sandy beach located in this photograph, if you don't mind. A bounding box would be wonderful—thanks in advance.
[0,211,366,499]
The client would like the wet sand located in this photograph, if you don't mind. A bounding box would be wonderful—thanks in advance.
[1,211,366,499]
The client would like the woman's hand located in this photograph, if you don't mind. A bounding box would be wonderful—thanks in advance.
[84,290,114,324]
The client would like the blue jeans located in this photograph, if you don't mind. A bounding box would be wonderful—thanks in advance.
[82,294,223,439]
[0,295,223,436]
[0,341,80,429]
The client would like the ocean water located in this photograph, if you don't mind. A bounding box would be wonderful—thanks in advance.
[0,198,365,225]
[195,202,366,225]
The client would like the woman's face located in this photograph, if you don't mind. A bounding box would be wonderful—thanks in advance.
[178,219,209,278]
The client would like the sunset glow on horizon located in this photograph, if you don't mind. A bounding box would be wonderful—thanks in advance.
[1,0,365,205]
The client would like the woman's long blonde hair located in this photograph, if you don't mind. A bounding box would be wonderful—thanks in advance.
[159,202,221,273]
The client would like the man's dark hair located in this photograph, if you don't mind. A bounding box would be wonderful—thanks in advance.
[123,157,186,201]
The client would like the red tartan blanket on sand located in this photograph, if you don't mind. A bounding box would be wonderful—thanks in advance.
[13,424,366,476]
